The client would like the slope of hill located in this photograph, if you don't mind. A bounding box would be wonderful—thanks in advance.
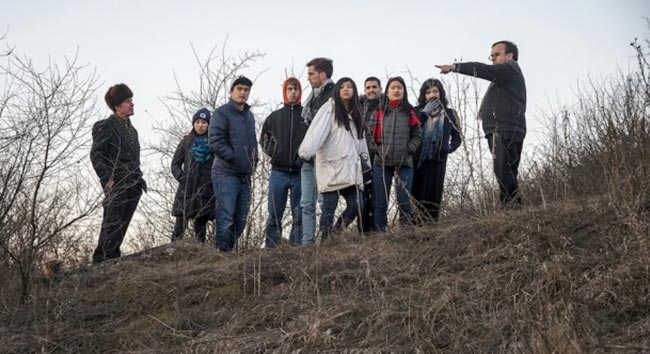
[2,201,648,354]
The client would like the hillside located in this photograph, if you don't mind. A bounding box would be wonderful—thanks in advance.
[2,201,649,354]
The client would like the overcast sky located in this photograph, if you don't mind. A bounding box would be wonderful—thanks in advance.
[2,0,648,145]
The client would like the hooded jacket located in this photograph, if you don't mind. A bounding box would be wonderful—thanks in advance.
[260,78,307,173]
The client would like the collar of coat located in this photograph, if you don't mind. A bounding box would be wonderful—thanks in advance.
[227,98,251,113]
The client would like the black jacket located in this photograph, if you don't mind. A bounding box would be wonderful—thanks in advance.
[360,94,383,161]
[260,104,306,173]
[90,115,146,191]
[304,81,335,125]
[456,60,526,140]
[171,133,215,218]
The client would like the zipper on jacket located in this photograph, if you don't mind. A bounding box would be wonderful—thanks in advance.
[289,105,294,173]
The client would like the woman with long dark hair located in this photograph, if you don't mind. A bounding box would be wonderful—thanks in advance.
[299,77,369,241]
[412,79,462,222]
[371,76,422,231]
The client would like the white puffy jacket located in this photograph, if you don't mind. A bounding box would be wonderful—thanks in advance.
[299,98,369,193]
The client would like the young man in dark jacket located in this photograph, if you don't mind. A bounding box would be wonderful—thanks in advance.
[210,76,258,251]
[436,40,526,207]
[90,83,147,263]
[260,78,306,248]
[300,57,335,245]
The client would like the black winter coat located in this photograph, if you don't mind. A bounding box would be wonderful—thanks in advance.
[90,115,146,191]
[171,133,215,218]
[260,104,306,173]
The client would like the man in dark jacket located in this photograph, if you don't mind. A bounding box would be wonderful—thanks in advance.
[260,77,306,248]
[300,57,335,245]
[436,40,526,207]
[90,83,147,263]
[210,76,258,252]
[361,77,383,158]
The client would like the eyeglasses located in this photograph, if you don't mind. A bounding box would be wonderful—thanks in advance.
[488,53,502,61]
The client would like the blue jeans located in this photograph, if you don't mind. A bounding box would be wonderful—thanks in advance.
[320,186,363,241]
[212,174,251,252]
[300,161,318,245]
[373,165,414,231]
[265,169,302,248]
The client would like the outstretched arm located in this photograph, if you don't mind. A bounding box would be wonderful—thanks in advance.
[436,62,519,85]
[435,64,457,75]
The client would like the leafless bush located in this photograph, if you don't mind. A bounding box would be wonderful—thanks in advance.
[0,45,100,303]
[524,35,650,224]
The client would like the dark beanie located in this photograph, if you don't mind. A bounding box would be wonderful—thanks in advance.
[104,83,133,111]
[192,108,211,124]
[230,75,253,92]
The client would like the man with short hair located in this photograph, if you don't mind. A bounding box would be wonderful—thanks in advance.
[210,76,259,251]
[300,57,335,245]
[90,83,147,263]
[260,77,306,248]
[436,40,526,207]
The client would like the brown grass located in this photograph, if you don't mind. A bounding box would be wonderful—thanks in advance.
[1,200,648,354]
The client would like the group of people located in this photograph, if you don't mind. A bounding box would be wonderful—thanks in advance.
[89,40,527,263]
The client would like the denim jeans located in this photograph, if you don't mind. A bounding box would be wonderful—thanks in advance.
[265,169,302,248]
[212,174,251,252]
[300,161,318,245]
[320,185,363,241]
[372,165,414,231]
[487,132,523,207]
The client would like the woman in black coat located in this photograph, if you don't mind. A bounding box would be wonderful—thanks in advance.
[412,79,462,223]
[171,108,215,242]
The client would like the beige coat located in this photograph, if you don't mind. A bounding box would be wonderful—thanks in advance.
[299,98,369,193]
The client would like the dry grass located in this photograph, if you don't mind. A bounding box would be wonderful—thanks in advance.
[1,200,648,354]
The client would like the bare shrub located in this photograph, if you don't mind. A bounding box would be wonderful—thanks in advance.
[0,46,100,303]
[524,36,650,224]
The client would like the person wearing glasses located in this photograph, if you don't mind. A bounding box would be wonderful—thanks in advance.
[436,40,526,208]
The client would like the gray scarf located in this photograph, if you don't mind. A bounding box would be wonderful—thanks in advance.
[301,78,335,124]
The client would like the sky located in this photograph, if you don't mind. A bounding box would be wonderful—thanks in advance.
[1,0,649,146]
